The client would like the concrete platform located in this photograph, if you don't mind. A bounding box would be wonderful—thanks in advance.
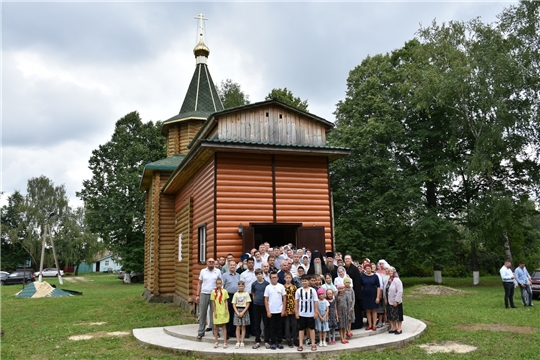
[133,316,426,358]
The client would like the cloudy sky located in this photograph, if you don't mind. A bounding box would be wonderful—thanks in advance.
[2,1,514,207]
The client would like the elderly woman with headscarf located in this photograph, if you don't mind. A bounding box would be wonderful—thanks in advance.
[376,259,389,276]
[334,266,353,288]
[384,267,404,335]
[307,250,328,276]
[361,263,381,331]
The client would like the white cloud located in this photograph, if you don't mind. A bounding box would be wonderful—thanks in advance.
[1,1,512,206]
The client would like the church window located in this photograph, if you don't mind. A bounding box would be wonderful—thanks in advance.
[198,224,207,264]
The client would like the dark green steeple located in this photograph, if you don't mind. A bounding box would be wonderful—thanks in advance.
[162,14,223,135]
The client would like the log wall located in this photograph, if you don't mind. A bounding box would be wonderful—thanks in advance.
[144,172,162,295]
[158,173,176,294]
[144,181,154,291]
[175,157,215,300]
[166,120,205,157]
[216,153,274,260]
[175,199,192,300]
[275,155,332,252]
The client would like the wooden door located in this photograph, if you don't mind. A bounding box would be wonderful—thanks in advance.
[242,226,255,254]
[297,226,326,253]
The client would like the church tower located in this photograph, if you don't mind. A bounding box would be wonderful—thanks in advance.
[140,14,222,303]
[161,13,223,157]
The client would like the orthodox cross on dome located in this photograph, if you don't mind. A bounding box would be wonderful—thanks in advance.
[193,13,210,63]
[194,13,208,39]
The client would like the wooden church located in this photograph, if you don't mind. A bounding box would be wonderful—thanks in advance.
[140,15,349,308]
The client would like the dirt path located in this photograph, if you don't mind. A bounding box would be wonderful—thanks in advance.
[419,341,477,354]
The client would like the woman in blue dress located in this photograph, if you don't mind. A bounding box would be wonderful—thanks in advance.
[361,264,381,331]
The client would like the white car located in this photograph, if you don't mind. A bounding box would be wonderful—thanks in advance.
[34,268,64,277]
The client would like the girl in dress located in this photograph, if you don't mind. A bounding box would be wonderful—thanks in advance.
[326,288,339,345]
[322,273,337,295]
[232,280,251,349]
[211,278,229,348]
[343,277,355,337]
[336,284,351,344]
[315,288,329,347]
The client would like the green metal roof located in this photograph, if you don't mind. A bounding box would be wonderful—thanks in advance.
[139,154,186,190]
[200,138,350,151]
[144,154,186,171]
[162,63,223,134]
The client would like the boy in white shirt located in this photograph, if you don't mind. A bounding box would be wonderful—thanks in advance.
[295,275,319,351]
[264,272,286,350]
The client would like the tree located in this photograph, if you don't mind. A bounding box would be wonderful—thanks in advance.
[328,50,455,274]
[329,6,539,278]
[414,17,539,279]
[77,111,166,272]
[265,88,309,111]
[1,191,29,269]
[54,206,102,275]
[217,79,250,108]
[23,176,69,267]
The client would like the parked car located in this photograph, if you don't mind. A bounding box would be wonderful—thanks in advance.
[34,268,64,277]
[0,270,35,285]
[531,269,540,299]
[117,271,144,283]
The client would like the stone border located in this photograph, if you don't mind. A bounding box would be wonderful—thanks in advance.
[133,315,426,358]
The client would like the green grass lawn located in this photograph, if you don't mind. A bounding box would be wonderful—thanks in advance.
[1,274,538,359]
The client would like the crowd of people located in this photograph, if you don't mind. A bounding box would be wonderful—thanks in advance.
[195,243,404,351]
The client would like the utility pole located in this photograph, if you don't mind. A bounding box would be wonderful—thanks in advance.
[38,212,63,285]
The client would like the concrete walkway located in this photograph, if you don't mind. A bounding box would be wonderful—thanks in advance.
[133,316,426,358]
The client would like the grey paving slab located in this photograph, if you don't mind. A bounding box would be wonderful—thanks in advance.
[133,316,426,358]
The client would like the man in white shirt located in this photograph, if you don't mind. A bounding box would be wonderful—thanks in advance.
[264,272,286,350]
[240,258,257,293]
[259,244,269,262]
[499,260,516,309]
[196,258,222,338]
[240,257,257,338]
[290,253,302,277]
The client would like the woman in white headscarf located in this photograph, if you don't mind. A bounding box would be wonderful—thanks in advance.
[375,262,389,328]
[376,259,389,275]
[334,266,353,288]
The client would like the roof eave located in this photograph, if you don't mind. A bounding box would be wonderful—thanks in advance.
[161,116,208,136]
[199,140,351,161]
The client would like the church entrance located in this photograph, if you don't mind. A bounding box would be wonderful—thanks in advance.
[242,223,326,254]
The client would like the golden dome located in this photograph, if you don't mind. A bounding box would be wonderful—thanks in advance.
[193,37,210,58]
